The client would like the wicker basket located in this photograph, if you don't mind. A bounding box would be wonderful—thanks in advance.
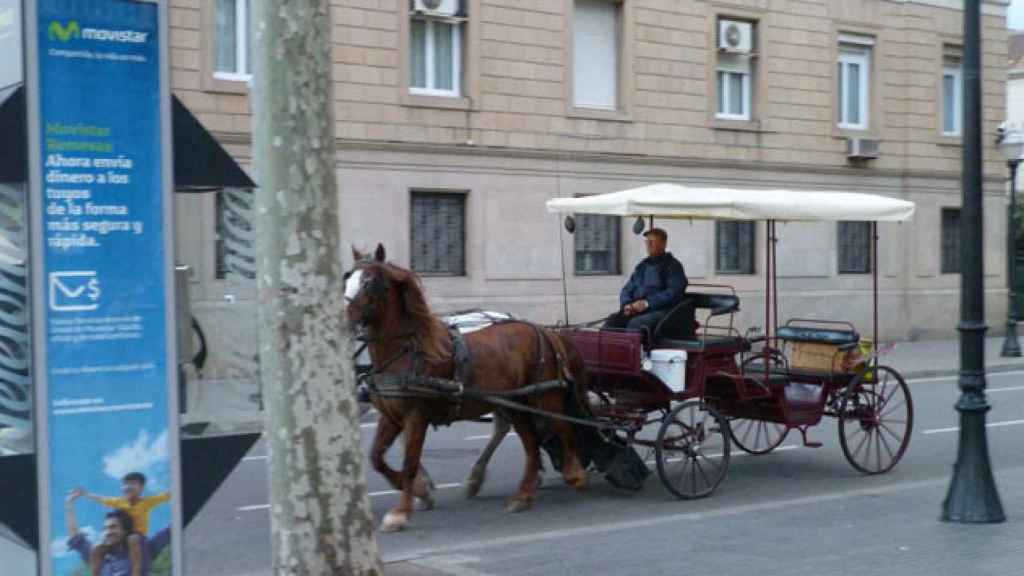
[789,339,872,374]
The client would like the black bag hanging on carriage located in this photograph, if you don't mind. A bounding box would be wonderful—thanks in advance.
[539,384,650,491]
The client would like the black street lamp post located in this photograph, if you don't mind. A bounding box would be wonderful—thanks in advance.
[1000,145,1022,357]
[940,0,1005,523]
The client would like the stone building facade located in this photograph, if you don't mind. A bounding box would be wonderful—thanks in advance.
[167,0,1012,377]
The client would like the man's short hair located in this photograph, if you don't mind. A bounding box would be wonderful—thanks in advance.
[122,472,146,485]
[105,510,134,533]
[643,227,668,242]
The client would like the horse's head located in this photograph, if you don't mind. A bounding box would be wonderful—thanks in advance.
[345,243,424,329]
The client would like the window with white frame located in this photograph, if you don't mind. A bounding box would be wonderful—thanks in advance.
[943,54,962,136]
[410,15,463,97]
[214,0,250,80]
[837,38,872,131]
[573,0,620,110]
[717,54,751,120]
[716,19,754,121]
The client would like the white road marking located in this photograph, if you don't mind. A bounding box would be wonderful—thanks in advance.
[381,473,993,564]
[237,482,465,512]
[922,418,1024,435]
[907,370,1024,385]
[464,432,516,441]
[242,455,267,462]
[989,385,1024,393]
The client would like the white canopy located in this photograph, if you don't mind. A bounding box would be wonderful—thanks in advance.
[545,183,915,222]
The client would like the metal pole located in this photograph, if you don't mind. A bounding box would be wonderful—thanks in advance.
[1001,159,1021,356]
[941,0,1005,523]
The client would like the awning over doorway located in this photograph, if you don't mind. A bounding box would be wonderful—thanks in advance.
[0,84,256,189]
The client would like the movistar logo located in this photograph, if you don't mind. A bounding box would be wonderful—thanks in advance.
[47,20,148,43]
[48,21,80,42]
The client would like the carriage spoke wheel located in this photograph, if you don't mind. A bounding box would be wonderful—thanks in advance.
[730,418,788,455]
[838,365,913,475]
[655,400,730,499]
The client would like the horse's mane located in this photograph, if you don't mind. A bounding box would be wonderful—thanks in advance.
[384,263,450,363]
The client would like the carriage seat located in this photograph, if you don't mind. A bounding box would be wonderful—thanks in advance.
[776,325,860,348]
[650,292,740,346]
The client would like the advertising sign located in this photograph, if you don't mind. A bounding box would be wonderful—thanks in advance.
[26,1,179,574]
[0,0,21,88]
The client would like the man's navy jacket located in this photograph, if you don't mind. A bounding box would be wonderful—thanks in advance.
[619,252,688,311]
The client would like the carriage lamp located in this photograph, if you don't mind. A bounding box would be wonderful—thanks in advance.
[632,216,646,235]
[997,123,1024,357]
[564,215,576,234]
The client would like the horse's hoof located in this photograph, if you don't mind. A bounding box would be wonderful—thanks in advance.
[566,472,589,491]
[464,468,485,499]
[413,477,435,510]
[505,498,532,513]
[414,496,434,511]
[380,510,409,532]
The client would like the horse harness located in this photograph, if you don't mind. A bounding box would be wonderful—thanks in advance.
[363,321,574,426]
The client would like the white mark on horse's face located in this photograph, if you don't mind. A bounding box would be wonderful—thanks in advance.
[344,269,364,303]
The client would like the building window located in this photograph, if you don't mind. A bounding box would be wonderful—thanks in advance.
[216,189,255,281]
[716,221,755,274]
[573,0,620,110]
[941,208,961,274]
[214,0,250,80]
[837,221,872,274]
[716,19,754,121]
[837,38,872,131]
[574,214,620,275]
[943,54,962,136]
[410,16,463,97]
[410,192,466,276]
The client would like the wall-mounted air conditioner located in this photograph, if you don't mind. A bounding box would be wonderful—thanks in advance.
[847,138,880,160]
[413,0,460,17]
[718,20,753,53]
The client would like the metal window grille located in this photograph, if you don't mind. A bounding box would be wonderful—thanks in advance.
[216,188,256,281]
[574,214,620,275]
[716,221,755,274]
[941,208,961,274]
[838,221,872,274]
[411,192,466,276]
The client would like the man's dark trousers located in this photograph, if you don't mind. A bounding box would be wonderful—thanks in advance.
[604,309,668,333]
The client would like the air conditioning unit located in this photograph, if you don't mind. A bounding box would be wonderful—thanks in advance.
[413,0,460,17]
[847,138,880,160]
[718,20,753,53]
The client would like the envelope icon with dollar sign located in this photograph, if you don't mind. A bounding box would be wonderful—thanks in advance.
[49,271,101,312]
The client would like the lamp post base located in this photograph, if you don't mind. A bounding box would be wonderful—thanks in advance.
[941,396,1006,523]
[1000,319,1021,357]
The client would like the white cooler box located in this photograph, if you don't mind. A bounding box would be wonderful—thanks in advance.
[642,349,688,393]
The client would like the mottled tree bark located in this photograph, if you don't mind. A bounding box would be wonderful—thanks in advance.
[251,1,382,573]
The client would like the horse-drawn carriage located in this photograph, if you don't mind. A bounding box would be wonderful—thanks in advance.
[348,183,915,531]
[550,183,915,499]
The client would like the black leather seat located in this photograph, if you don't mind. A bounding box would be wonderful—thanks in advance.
[776,325,859,347]
[651,293,743,351]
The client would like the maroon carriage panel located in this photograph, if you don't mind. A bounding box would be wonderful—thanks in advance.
[565,328,643,376]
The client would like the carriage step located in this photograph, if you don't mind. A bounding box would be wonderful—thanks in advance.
[802,441,823,448]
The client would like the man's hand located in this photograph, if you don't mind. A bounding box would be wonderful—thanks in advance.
[634,299,649,313]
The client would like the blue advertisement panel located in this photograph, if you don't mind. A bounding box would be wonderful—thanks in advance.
[31,1,176,574]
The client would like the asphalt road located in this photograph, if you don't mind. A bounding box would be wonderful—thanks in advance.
[183,370,1024,576]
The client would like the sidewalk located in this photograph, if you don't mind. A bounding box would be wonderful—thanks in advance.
[879,334,1024,379]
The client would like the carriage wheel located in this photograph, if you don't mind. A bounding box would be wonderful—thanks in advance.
[838,365,913,475]
[655,400,730,499]
[730,418,788,455]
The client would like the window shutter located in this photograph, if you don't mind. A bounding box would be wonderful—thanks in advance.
[573,0,618,109]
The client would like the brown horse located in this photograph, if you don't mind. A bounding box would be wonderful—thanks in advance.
[345,244,590,532]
